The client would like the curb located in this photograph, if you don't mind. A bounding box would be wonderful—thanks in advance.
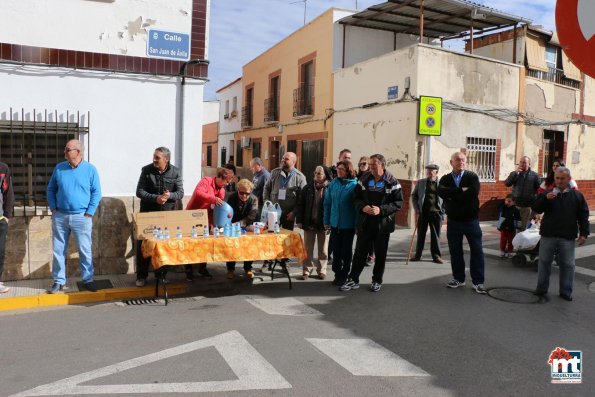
[0,283,188,312]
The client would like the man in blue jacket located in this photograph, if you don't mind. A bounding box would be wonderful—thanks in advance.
[47,140,102,293]
[341,154,403,293]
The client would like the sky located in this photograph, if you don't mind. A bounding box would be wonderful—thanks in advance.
[204,0,557,100]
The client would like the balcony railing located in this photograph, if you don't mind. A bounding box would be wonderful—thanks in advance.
[264,97,279,123]
[526,67,581,89]
[241,105,253,128]
[293,84,313,117]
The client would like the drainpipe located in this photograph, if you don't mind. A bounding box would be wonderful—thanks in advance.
[177,59,210,175]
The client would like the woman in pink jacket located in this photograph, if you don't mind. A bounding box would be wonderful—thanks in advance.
[185,167,233,279]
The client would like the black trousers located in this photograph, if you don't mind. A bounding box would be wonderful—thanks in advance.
[226,261,253,272]
[414,212,442,259]
[0,219,7,279]
[350,229,390,284]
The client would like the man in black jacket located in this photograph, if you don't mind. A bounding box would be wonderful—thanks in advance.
[135,147,184,286]
[340,154,403,293]
[438,152,486,294]
[532,167,589,301]
[504,156,540,231]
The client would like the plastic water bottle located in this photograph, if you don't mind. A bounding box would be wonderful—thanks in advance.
[254,225,260,235]
[163,227,170,240]
[176,226,183,239]
[224,223,231,237]
[273,222,280,234]
[234,223,241,237]
[213,226,220,238]
[156,227,163,239]
[152,226,158,239]
[191,225,198,239]
[203,225,209,237]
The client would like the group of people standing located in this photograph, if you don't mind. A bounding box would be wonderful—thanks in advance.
[0,141,589,302]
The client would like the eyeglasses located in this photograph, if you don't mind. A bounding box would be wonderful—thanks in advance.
[337,167,346,172]
[238,191,251,196]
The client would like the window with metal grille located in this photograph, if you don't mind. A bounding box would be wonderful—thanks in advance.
[252,141,261,159]
[465,137,496,182]
[0,109,90,213]
[236,141,243,167]
[206,145,212,166]
[287,140,297,155]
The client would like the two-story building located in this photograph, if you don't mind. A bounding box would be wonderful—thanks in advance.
[216,77,242,170]
[0,0,210,280]
[333,1,594,225]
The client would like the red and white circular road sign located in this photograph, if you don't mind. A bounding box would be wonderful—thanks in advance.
[556,0,595,79]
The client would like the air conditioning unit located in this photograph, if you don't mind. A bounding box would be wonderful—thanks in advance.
[223,113,229,119]
[241,136,251,148]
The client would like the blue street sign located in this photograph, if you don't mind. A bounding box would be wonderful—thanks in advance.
[388,85,398,100]
[147,29,190,61]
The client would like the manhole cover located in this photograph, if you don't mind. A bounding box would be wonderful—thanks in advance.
[487,287,546,304]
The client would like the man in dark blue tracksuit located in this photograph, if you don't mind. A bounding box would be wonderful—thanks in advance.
[341,154,403,293]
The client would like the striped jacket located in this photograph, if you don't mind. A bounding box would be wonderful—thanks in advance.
[354,170,403,234]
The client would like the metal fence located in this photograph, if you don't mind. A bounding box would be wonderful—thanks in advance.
[0,108,90,215]
[293,84,313,117]
[241,105,252,128]
[466,137,496,182]
[526,67,581,89]
[264,97,279,123]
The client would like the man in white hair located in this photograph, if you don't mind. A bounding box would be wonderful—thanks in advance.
[532,167,589,301]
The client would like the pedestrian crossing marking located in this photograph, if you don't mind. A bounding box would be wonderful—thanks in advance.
[246,297,323,316]
[307,338,430,377]
[9,331,291,396]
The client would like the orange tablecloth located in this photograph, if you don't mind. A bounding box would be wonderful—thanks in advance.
[141,230,307,269]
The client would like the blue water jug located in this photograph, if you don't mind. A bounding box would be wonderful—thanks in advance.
[213,202,234,228]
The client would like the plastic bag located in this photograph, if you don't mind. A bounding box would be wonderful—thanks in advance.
[512,228,540,250]
[274,202,282,219]
[260,200,273,224]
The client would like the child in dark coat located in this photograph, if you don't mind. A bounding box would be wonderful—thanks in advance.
[497,194,522,257]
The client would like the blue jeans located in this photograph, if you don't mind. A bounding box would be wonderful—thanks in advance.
[52,212,94,284]
[330,228,355,283]
[536,237,575,297]
[447,219,485,284]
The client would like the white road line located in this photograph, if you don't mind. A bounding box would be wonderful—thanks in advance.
[246,297,323,316]
[9,330,291,396]
[307,338,429,377]
[575,243,595,259]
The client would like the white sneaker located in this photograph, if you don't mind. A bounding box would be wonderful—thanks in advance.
[135,278,146,287]
[500,251,506,258]
[0,283,10,293]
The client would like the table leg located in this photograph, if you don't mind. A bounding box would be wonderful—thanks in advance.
[270,259,292,290]
[279,259,292,290]
[155,267,169,306]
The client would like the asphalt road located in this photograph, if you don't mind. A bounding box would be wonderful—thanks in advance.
[1,232,594,397]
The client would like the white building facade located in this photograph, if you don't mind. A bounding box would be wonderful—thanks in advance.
[0,0,211,280]
[216,77,242,168]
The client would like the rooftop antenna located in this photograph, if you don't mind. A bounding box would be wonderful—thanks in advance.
[290,0,308,26]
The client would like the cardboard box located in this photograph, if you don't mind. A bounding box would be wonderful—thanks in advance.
[133,209,209,240]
